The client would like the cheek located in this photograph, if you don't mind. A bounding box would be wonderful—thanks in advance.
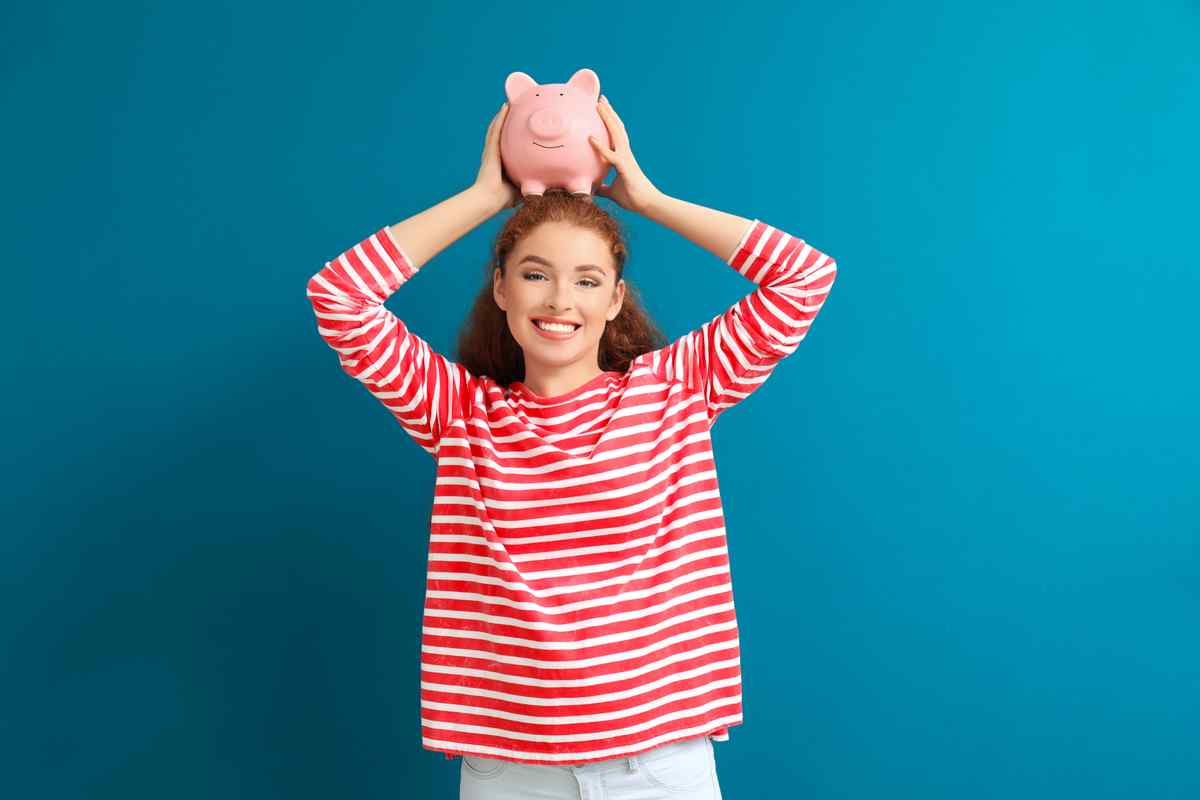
[584,299,612,325]
[501,286,532,316]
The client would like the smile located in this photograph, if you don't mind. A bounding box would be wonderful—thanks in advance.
[531,319,581,340]
[532,142,564,149]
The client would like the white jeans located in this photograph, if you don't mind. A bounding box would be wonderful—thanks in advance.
[459,734,723,799]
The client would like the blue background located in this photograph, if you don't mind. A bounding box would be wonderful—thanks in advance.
[3,1,1197,797]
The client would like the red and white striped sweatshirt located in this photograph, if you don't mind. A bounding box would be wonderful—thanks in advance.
[306,217,837,766]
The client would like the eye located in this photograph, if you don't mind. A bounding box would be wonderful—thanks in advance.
[522,271,600,288]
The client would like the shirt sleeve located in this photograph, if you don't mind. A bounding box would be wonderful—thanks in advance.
[305,225,473,457]
[637,218,838,427]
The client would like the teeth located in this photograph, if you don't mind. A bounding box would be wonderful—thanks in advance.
[535,320,577,333]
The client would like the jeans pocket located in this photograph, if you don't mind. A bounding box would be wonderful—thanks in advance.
[462,754,509,779]
[639,736,714,793]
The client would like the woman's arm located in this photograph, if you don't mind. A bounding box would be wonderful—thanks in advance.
[306,185,505,457]
[641,191,755,264]
[307,105,518,457]
[635,204,839,426]
[587,96,838,424]
[388,184,508,270]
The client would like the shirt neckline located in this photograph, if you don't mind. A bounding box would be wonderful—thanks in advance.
[510,370,622,404]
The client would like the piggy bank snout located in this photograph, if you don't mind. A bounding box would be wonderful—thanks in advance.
[528,108,569,140]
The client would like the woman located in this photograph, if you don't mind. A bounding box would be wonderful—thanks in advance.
[306,95,838,799]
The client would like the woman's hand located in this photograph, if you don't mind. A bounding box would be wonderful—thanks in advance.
[473,102,521,210]
[588,95,662,215]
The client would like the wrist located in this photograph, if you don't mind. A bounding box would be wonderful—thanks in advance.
[467,183,509,216]
[639,187,671,219]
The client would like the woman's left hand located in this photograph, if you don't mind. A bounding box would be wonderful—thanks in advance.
[588,95,662,215]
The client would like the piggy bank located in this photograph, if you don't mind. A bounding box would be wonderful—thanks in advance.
[500,68,612,197]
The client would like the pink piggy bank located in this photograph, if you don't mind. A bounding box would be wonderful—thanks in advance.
[500,68,612,197]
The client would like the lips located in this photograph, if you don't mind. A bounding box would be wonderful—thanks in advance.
[531,318,580,340]
[532,316,581,326]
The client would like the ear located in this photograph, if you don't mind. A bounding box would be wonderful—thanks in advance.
[493,266,507,311]
[566,68,600,102]
[607,278,626,321]
[505,72,538,104]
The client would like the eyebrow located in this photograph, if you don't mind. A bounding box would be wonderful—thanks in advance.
[518,255,607,276]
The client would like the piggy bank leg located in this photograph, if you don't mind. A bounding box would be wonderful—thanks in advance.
[521,180,548,196]
[566,178,593,196]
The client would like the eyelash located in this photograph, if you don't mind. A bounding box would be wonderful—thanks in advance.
[522,271,601,288]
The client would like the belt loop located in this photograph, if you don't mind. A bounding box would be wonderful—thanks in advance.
[626,754,638,772]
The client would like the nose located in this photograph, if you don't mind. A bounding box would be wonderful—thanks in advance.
[547,281,573,312]
[528,107,567,141]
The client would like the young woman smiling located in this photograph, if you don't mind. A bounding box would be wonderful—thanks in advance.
[306,94,838,800]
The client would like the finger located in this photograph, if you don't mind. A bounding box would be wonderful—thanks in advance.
[489,104,507,139]
[595,103,616,140]
[596,104,628,149]
[597,96,626,131]
[587,136,613,161]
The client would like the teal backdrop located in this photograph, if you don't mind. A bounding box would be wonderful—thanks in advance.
[3,1,1197,797]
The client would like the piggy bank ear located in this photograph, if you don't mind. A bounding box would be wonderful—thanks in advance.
[566,68,600,101]
[505,72,538,104]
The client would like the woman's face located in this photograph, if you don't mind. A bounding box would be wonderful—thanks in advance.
[494,221,626,372]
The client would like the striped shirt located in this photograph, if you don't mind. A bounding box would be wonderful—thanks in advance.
[306,217,837,765]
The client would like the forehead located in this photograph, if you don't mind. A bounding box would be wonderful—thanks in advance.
[513,222,612,265]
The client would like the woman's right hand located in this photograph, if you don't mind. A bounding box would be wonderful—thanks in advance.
[473,102,520,210]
